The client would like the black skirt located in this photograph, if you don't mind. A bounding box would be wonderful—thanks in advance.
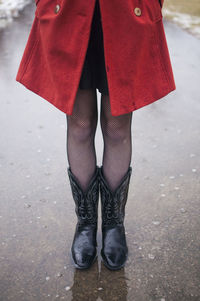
[79,0,109,95]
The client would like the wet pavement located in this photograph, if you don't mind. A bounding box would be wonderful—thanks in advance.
[0,2,200,301]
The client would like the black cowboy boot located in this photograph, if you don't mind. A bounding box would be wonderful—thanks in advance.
[67,166,100,269]
[99,166,132,270]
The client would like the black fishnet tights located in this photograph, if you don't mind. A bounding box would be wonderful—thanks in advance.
[66,88,98,192]
[66,88,133,193]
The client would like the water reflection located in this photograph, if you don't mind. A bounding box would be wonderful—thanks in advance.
[70,260,128,301]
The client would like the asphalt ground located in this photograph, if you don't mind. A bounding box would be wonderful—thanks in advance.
[0,3,200,301]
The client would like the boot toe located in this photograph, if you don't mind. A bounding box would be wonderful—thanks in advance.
[101,247,128,270]
[72,248,97,269]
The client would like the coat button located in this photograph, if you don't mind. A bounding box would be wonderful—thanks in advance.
[54,4,60,14]
[134,7,142,16]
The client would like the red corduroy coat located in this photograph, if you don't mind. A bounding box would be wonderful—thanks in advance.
[16,0,176,116]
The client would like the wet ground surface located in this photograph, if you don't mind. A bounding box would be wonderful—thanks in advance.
[0,3,200,301]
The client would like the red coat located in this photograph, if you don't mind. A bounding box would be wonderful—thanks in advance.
[16,0,176,116]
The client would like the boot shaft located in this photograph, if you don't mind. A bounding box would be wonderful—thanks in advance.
[67,166,100,225]
[99,166,132,226]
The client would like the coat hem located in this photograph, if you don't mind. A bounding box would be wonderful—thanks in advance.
[111,84,176,116]
[16,76,71,115]
[16,76,176,117]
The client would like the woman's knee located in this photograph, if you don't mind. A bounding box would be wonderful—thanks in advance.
[67,115,97,142]
[100,116,131,142]
[100,95,132,141]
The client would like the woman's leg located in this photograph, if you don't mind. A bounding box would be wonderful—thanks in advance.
[100,94,133,191]
[66,87,98,192]
[66,87,100,269]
